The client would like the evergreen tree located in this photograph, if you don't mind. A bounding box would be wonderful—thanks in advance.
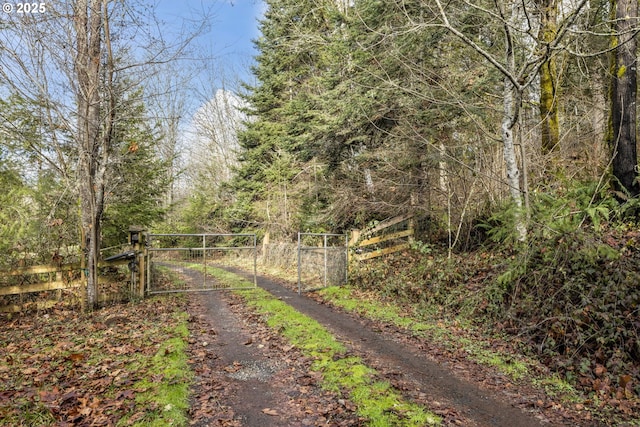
[232,0,338,237]
[232,0,507,234]
[101,87,171,248]
[0,149,29,267]
[310,0,502,229]
[0,93,78,265]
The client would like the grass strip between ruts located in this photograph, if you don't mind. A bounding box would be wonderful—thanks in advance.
[202,266,441,427]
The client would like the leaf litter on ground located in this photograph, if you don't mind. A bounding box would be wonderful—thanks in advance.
[0,296,190,426]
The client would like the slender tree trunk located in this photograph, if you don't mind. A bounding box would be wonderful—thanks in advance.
[438,142,452,253]
[590,77,607,167]
[502,79,526,241]
[74,0,104,309]
[609,0,639,197]
[502,4,526,241]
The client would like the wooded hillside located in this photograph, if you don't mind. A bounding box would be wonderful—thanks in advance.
[171,0,636,248]
[2,0,636,270]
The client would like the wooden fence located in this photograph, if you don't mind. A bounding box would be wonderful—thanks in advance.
[0,228,148,313]
[0,256,134,313]
[0,218,415,312]
[350,214,414,261]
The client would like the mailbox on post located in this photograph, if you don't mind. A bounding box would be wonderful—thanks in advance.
[129,226,145,246]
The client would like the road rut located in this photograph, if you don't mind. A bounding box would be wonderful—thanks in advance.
[217,266,549,427]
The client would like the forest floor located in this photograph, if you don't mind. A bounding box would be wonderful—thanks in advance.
[186,266,603,426]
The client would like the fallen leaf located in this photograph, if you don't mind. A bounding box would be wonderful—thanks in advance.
[22,367,39,375]
[620,374,632,389]
[262,408,279,416]
[67,353,85,363]
[115,389,135,400]
[39,390,59,403]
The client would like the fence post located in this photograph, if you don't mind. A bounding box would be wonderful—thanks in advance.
[408,217,415,244]
[145,233,151,296]
[348,229,360,266]
[56,271,63,301]
[253,234,258,287]
[262,231,270,262]
[129,226,146,298]
[323,234,328,288]
[202,234,207,289]
[297,232,302,295]
[344,233,349,284]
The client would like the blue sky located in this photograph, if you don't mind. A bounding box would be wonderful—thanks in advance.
[151,1,266,171]
[156,0,265,87]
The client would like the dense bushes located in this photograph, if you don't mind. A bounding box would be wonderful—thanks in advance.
[350,224,640,402]
[497,229,640,398]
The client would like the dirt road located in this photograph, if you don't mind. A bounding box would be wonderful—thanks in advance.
[185,266,576,426]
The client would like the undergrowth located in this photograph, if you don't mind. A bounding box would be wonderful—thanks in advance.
[494,229,640,401]
[349,181,640,423]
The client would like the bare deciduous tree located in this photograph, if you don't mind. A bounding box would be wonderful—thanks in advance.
[74,0,106,308]
[187,89,247,189]
[432,0,589,240]
[0,0,208,308]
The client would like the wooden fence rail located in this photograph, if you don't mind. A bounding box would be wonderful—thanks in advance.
[350,214,414,261]
[0,258,131,313]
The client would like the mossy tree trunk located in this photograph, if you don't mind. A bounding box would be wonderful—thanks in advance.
[608,0,639,197]
[537,0,560,155]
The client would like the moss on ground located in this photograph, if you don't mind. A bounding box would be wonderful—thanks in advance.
[204,266,440,426]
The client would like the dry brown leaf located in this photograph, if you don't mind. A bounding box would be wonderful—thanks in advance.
[67,353,86,363]
[262,408,279,416]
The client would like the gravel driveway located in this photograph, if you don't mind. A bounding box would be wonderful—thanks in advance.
[179,264,577,426]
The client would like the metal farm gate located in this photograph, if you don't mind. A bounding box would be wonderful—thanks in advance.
[145,233,257,294]
[297,233,348,294]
